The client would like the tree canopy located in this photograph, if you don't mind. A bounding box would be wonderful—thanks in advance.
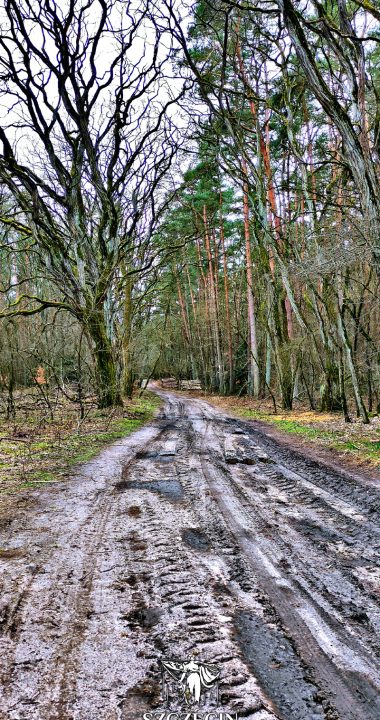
[0,0,378,421]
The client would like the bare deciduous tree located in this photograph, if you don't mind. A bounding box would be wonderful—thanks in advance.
[0,0,184,406]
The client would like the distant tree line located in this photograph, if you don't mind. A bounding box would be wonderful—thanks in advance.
[0,0,378,422]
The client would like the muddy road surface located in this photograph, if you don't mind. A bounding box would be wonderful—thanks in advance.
[1,390,380,720]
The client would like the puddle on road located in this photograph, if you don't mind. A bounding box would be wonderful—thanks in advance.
[136,450,175,464]
[115,477,183,502]
[181,528,210,551]
[122,606,162,630]
[136,450,160,459]
[117,448,183,500]
[235,610,326,720]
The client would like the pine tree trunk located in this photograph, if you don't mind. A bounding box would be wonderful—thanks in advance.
[195,234,213,389]
[269,285,293,410]
[220,198,235,393]
[176,273,197,379]
[203,205,225,393]
[186,267,207,385]
[265,332,272,390]
[275,337,293,410]
[242,161,260,397]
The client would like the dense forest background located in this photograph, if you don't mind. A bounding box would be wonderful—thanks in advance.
[0,0,379,423]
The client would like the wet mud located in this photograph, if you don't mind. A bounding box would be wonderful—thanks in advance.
[235,611,326,720]
[0,390,379,720]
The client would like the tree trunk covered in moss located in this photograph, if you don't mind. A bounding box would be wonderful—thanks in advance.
[277,340,293,410]
[122,274,134,399]
[338,348,351,423]
[269,282,293,410]
[336,307,369,423]
[86,310,122,409]
[319,360,341,412]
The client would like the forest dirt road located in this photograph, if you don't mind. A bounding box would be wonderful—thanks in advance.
[1,389,380,720]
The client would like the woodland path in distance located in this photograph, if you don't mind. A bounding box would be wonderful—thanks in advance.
[1,387,380,720]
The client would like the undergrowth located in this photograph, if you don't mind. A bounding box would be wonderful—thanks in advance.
[0,391,161,495]
[202,396,380,468]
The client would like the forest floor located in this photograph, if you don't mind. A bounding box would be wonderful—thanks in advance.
[0,390,161,520]
[192,393,380,471]
[0,387,380,720]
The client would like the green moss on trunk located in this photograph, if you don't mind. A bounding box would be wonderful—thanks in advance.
[86,311,122,408]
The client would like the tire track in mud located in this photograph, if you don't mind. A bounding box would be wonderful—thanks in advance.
[0,422,166,720]
[203,460,379,720]
[212,458,380,645]
[177,397,380,720]
[175,413,333,720]
[0,390,379,720]
[240,420,380,520]
[245,468,380,646]
[113,422,275,720]
[146,409,326,720]
[0,483,118,719]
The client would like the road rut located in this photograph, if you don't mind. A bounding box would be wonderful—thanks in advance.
[0,390,379,720]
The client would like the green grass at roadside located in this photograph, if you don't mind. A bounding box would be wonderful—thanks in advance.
[0,391,162,494]
[206,397,380,468]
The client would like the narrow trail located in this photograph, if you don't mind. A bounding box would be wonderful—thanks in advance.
[1,389,379,720]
